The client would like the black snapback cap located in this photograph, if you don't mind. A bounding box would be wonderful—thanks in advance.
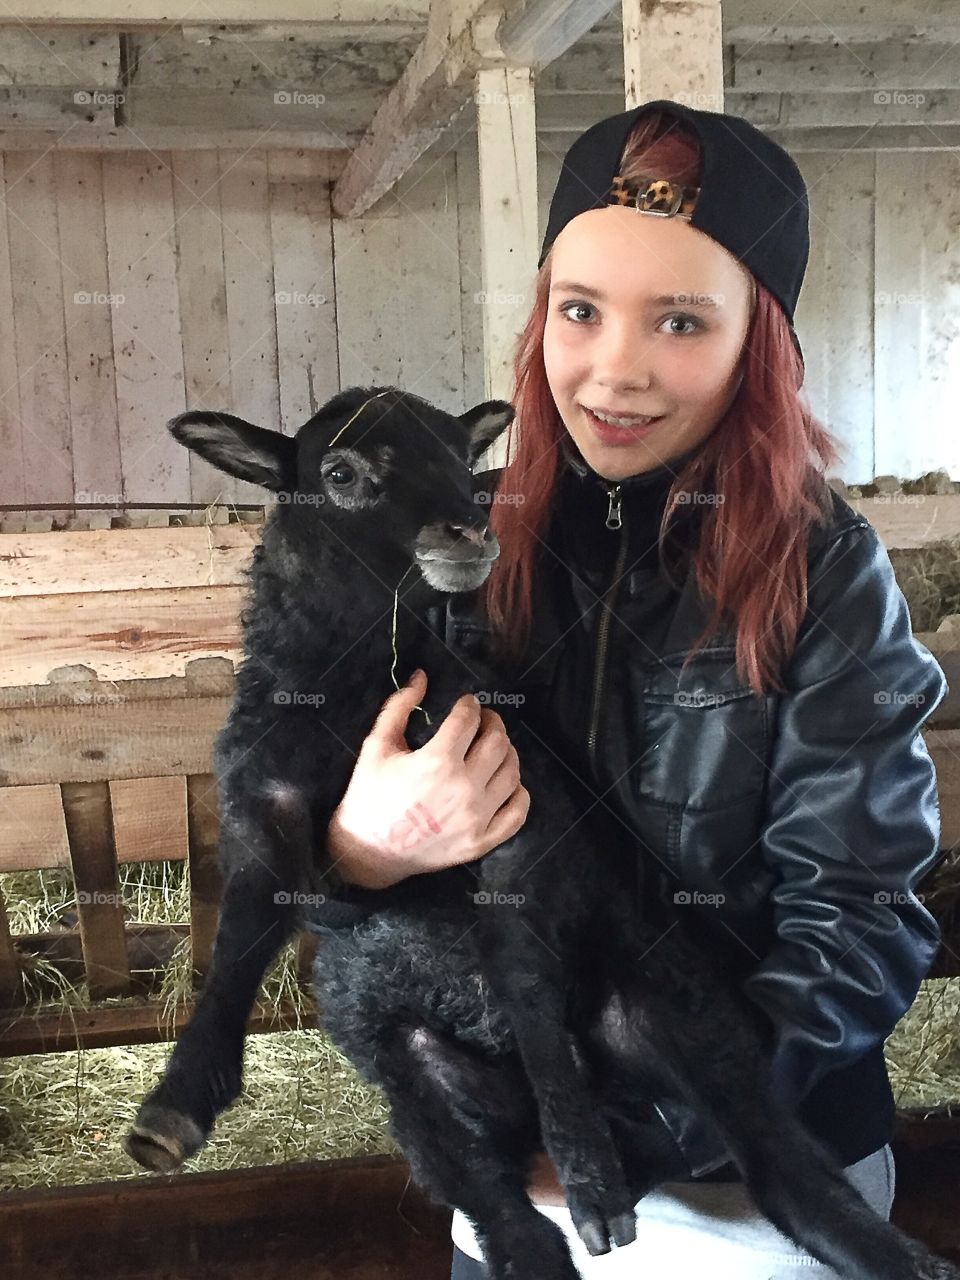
[539,99,809,354]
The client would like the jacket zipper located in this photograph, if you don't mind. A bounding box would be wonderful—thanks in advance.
[587,483,628,769]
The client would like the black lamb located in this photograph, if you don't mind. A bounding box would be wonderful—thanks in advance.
[125,385,959,1280]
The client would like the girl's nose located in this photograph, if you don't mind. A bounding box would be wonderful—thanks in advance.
[594,325,653,392]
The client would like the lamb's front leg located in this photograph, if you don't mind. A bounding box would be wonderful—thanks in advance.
[473,899,638,1258]
[125,816,305,1172]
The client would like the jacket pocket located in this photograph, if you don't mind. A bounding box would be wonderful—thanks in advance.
[633,645,771,810]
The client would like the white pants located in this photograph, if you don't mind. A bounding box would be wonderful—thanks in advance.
[450,1145,895,1278]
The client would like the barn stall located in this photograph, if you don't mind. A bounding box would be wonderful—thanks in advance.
[1,0,960,1276]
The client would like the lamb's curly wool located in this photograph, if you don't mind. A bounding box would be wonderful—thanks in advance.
[124,386,960,1280]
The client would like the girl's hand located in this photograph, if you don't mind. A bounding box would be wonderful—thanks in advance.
[327,669,530,889]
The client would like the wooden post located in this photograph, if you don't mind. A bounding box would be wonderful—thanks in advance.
[61,779,131,1000]
[185,772,223,983]
[475,54,539,417]
[622,0,724,111]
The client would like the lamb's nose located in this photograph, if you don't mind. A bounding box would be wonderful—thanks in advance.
[447,522,488,548]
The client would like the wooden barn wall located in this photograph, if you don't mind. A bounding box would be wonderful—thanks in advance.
[0,138,957,508]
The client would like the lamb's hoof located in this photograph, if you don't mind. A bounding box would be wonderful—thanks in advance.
[123,1106,206,1173]
[569,1198,637,1256]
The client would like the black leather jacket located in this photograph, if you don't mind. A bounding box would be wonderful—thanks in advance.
[443,442,948,1179]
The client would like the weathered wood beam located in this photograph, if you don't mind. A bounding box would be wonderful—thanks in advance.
[331,0,524,220]
[496,0,617,67]
[0,1,431,24]
[623,0,724,111]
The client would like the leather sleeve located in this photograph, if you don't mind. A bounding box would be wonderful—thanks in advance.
[739,520,948,1103]
[657,520,948,1177]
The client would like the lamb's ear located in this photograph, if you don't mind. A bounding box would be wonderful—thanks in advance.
[459,399,514,467]
[167,411,295,491]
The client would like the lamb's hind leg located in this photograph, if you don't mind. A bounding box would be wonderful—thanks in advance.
[373,1021,583,1280]
[125,815,304,1172]
[612,968,960,1280]
[473,901,638,1259]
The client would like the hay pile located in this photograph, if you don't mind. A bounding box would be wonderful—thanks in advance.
[0,862,394,1191]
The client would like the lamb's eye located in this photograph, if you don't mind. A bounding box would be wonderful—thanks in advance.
[327,464,357,486]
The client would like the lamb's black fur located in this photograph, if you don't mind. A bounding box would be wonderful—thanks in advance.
[125,386,959,1280]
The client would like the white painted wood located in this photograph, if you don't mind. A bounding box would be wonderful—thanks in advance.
[793,151,875,484]
[332,183,404,389]
[476,64,539,404]
[623,0,724,112]
[0,128,353,156]
[394,152,465,412]
[170,150,236,506]
[3,151,72,511]
[218,148,282,504]
[455,134,485,413]
[267,152,340,431]
[0,153,24,508]
[874,151,960,480]
[101,151,189,503]
[54,150,123,508]
[0,29,119,84]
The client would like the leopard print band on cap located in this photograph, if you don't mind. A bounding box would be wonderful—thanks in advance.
[607,174,700,219]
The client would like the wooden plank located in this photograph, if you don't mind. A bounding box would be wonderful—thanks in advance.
[218,148,282,506]
[0,1153,452,1280]
[0,523,256,598]
[0,0,431,20]
[0,996,305,1056]
[0,779,189,872]
[4,150,73,515]
[185,772,222,980]
[0,583,245,686]
[793,151,875,485]
[170,149,238,506]
[111,775,189,864]
[14,922,190,982]
[332,181,403,389]
[54,150,125,510]
[0,152,25,510]
[267,153,340,430]
[0,692,229,786]
[624,0,723,111]
[102,151,189,504]
[61,779,130,999]
[0,883,22,1006]
[396,152,464,411]
[0,28,119,84]
[849,495,960,548]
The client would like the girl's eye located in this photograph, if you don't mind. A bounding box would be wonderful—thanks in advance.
[557,301,703,335]
[558,300,596,323]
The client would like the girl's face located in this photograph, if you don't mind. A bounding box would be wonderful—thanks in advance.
[543,207,756,481]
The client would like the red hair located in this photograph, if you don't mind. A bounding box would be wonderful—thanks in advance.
[480,110,841,698]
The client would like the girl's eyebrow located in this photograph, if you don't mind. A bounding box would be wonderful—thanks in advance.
[550,280,722,307]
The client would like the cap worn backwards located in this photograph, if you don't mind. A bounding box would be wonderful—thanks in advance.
[539,99,809,361]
